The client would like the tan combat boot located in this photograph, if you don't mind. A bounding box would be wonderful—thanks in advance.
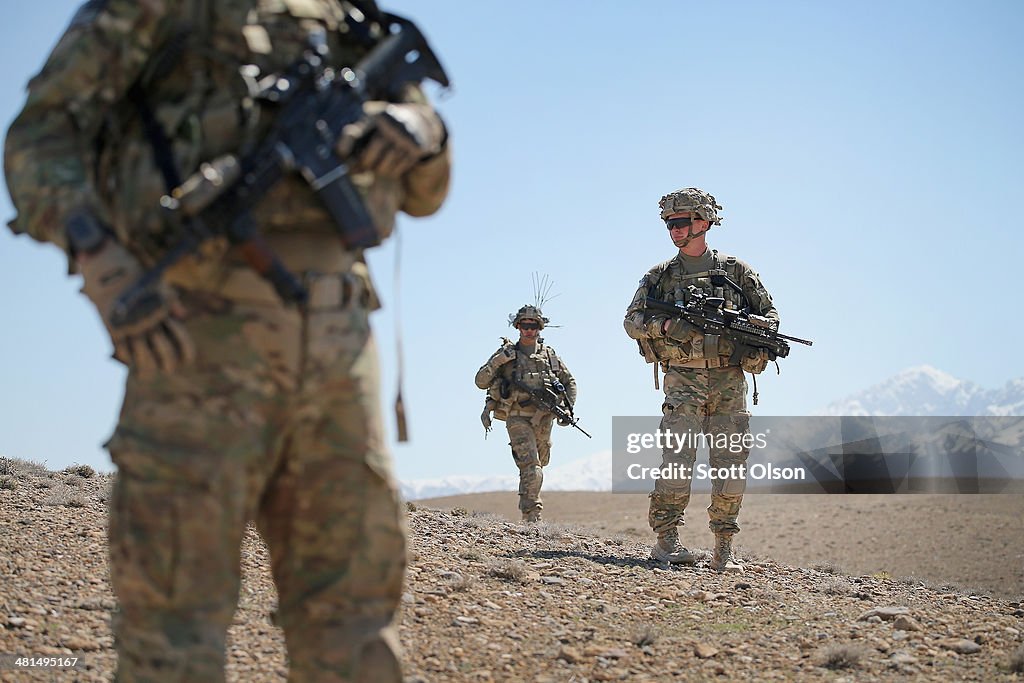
[651,528,695,564]
[523,509,542,523]
[710,533,744,573]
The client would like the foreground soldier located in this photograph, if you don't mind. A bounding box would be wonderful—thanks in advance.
[4,1,450,680]
[623,188,777,573]
[475,306,577,523]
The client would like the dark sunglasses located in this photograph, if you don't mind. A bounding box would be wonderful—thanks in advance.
[665,216,696,230]
[519,322,541,331]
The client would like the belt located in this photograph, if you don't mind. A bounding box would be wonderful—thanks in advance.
[664,358,735,369]
[210,268,370,309]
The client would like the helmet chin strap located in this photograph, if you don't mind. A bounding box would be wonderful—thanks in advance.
[673,227,709,248]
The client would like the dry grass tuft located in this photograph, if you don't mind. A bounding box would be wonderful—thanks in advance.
[486,558,530,584]
[63,463,96,478]
[632,626,658,647]
[817,644,866,670]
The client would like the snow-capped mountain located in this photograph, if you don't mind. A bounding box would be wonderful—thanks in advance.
[819,365,1024,417]
[401,366,1024,499]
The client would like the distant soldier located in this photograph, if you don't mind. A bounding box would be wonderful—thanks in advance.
[623,188,778,572]
[4,1,450,679]
[476,305,577,522]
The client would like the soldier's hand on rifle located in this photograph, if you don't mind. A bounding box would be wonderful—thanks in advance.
[661,317,701,343]
[557,415,572,427]
[78,240,195,376]
[336,101,446,178]
[490,343,516,369]
[740,348,770,374]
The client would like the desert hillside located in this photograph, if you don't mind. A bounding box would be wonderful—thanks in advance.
[1,458,1022,681]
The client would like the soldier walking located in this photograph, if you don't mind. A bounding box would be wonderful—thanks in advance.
[476,305,577,523]
[623,188,777,572]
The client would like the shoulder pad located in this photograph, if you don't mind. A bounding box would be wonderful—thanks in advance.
[643,257,676,285]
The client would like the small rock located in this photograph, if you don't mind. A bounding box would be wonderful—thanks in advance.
[540,576,566,586]
[558,646,582,663]
[858,606,910,621]
[890,652,919,666]
[694,643,719,659]
[454,616,480,626]
[62,636,101,651]
[734,582,752,590]
[893,615,922,631]
[940,639,981,655]
[6,617,26,628]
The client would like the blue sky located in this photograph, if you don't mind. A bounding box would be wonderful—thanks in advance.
[2,1,1022,481]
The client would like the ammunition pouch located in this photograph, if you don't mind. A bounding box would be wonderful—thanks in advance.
[487,378,512,421]
[638,334,738,367]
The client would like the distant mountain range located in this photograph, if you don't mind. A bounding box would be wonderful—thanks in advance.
[400,450,613,501]
[400,365,1024,500]
[819,365,1024,417]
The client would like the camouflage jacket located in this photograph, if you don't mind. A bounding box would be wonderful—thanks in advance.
[623,249,779,366]
[4,0,451,265]
[475,339,577,420]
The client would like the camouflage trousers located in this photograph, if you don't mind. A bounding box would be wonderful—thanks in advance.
[105,271,406,682]
[505,413,553,514]
[649,366,750,537]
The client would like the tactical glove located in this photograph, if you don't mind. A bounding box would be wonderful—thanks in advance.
[490,343,516,369]
[740,348,770,375]
[79,241,195,375]
[336,101,446,178]
[663,318,701,344]
[557,415,573,427]
[480,407,493,433]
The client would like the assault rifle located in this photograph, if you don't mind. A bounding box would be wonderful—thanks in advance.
[110,13,449,328]
[512,378,592,439]
[645,287,812,361]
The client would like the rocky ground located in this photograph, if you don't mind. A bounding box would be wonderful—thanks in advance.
[423,490,1024,600]
[1,457,1023,682]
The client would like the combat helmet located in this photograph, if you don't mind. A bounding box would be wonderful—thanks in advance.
[509,304,549,329]
[658,187,723,225]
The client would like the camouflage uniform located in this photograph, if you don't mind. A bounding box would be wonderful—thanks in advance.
[623,189,777,565]
[475,309,577,519]
[4,1,450,680]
